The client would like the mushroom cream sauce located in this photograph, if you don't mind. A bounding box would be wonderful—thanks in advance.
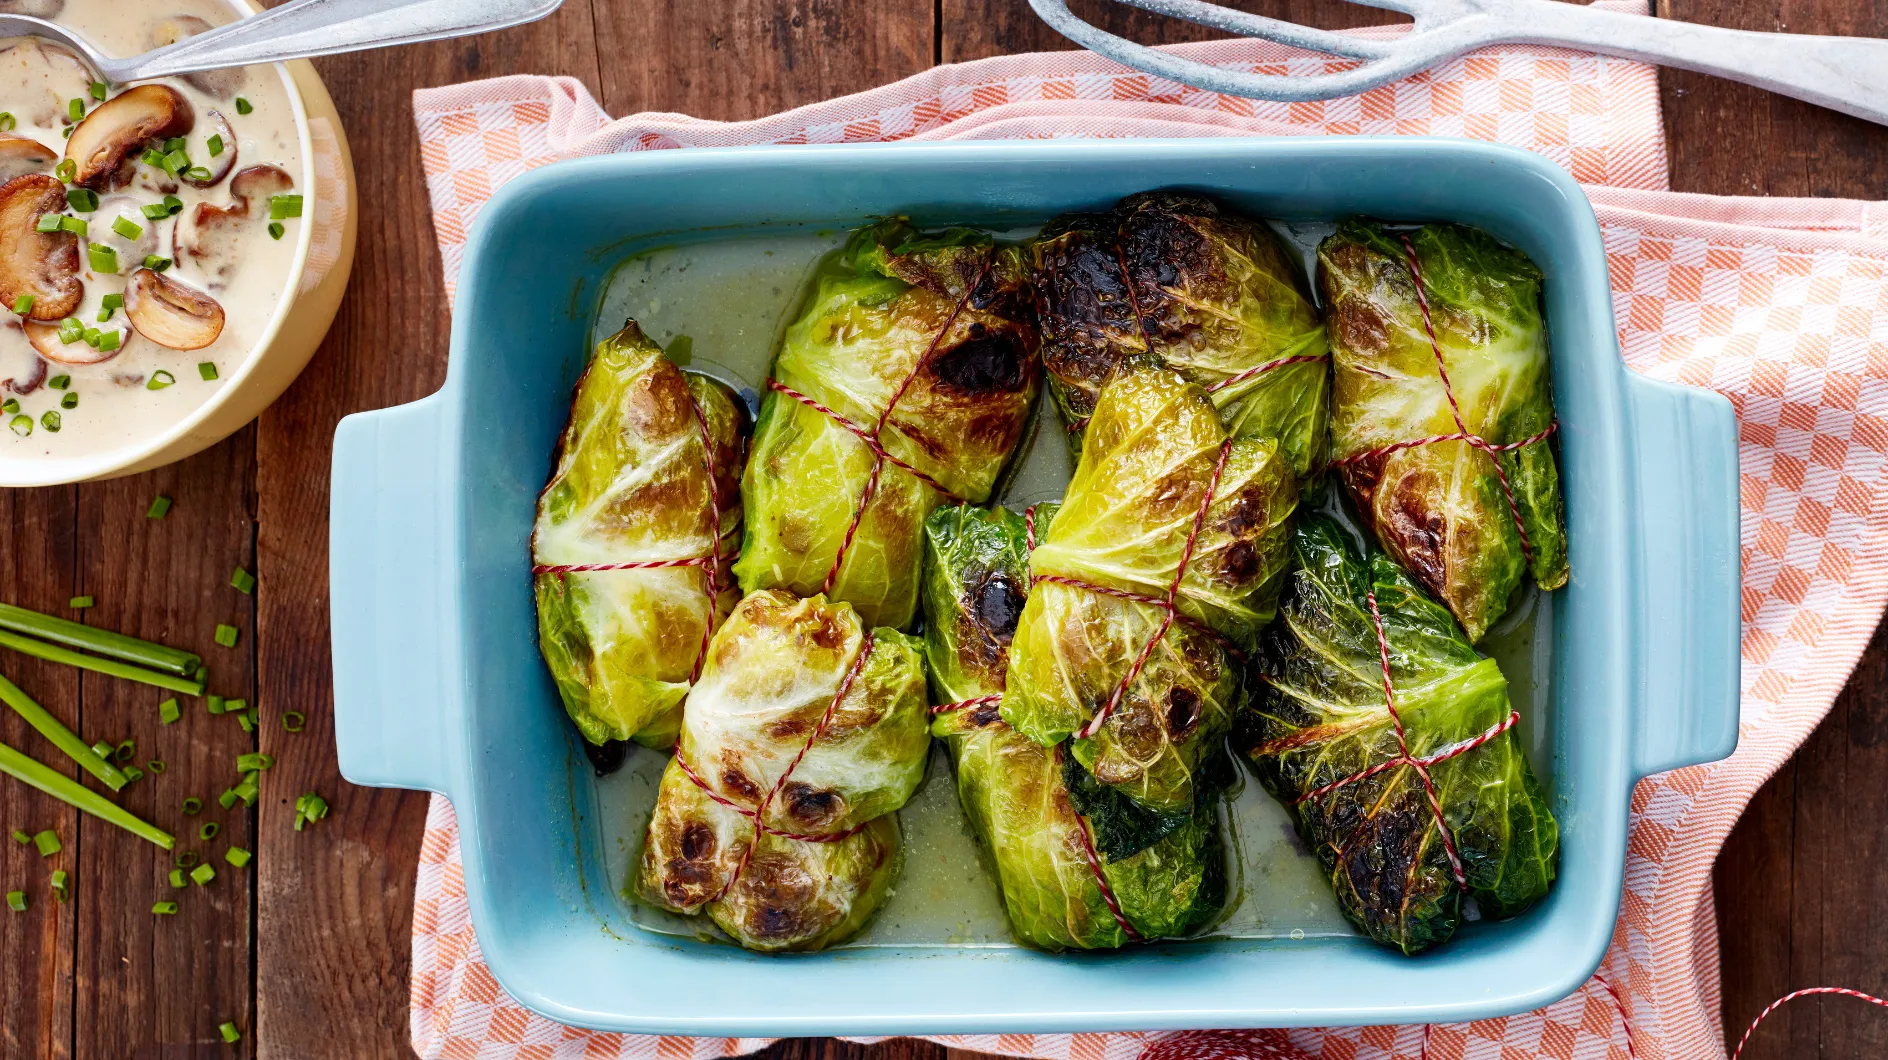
[0,0,302,460]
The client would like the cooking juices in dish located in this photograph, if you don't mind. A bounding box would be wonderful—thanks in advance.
[0,0,304,460]
[543,203,1565,955]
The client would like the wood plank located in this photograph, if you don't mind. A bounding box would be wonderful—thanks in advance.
[72,435,258,1057]
[251,3,606,1057]
[590,0,936,119]
[940,0,1399,63]
[0,484,77,1060]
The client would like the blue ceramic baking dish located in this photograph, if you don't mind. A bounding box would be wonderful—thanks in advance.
[330,138,1739,1036]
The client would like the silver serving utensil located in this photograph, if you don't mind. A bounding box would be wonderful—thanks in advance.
[1029,0,1888,127]
[0,0,561,83]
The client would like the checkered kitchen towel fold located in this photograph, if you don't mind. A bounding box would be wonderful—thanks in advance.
[406,3,1888,1057]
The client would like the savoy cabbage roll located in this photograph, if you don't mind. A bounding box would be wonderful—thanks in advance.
[533,320,747,750]
[635,589,928,951]
[734,220,1039,630]
[1032,190,1329,474]
[1240,515,1559,956]
[1003,365,1296,813]
[1317,219,1568,642]
[924,505,1229,951]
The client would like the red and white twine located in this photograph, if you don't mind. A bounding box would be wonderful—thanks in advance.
[533,393,731,683]
[676,631,878,903]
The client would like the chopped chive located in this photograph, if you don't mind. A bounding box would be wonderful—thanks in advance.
[151,900,177,915]
[87,243,116,274]
[143,254,172,272]
[267,221,284,240]
[198,822,218,841]
[140,147,165,169]
[229,567,253,594]
[56,318,81,344]
[207,694,224,715]
[66,98,82,123]
[146,495,171,519]
[235,710,254,734]
[0,113,13,131]
[33,213,61,233]
[146,370,175,391]
[174,849,198,868]
[232,779,257,806]
[235,752,271,772]
[234,97,252,115]
[163,194,182,215]
[65,188,96,213]
[121,765,142,783]
[190,862,214,887]
[0,628,205,696]
[8,414,30,436]
[59,391,76,409]
[162,149,189,174]
[206,133,224,157]
[184,166,212,183]
[182,797,201,815]
[159,698,179,724]
[89,81,105,101]
[168,867,185,888]
[100,292,122,313]
[217,789,237,810]
[140,201,167,220]
[0,739,172,848]
[9,829,26,845]
[218,1021,240,1043]
[67,595,91,609]
[49,869,67,902]
[0,398,13,414]
[163,137,186,154]
[47,374,68,390]
[268,194,303,220]
[198,361,218,381]
[0,674,129,791]
[57,215,85,237]
[147,759,164,774]
[112,739,134,764]
[110,215,140,241]
[10,293,30,315]
[293,792,329,831]
[53,159,74,183]
[213,624,238,648]
[90,740,110,760]
[281,711,304,733]
[6,890,24,912]
[39,411,59,433]
[94,329,119,353]
[81,327,98,347]
[32,829,58,856]
[223,846,250,868]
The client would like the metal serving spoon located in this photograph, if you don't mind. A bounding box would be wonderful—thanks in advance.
[0,0,561,83]
[1030,0,1888,127]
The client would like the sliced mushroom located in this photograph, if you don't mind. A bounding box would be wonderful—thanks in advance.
[173,164,293,287]
[0,320,46,393]
[0,136,55,182]
[0,1,65,16]
[124,267,223,350]
[0,37,89,128]
[0,174,80,320]
[182,109,235,189]
[148,15,245,99]
[23,318,120,366]
[63,85,194,189]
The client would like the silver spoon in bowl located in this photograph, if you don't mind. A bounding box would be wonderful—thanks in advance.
[0,0,561,84]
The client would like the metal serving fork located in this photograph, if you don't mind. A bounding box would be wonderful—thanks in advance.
[1028,0,1888,127]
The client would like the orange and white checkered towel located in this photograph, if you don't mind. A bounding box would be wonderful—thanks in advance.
[407,3,1888,1057]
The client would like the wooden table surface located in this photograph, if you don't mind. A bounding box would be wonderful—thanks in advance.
[0,1,1882,1057]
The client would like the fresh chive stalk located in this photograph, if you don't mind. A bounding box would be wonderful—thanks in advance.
[0,629,204,695]
[0,739,172,849]
[0,602,200,676]
[0,673,129,790]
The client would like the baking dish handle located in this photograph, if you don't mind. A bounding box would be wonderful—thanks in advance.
[1625,372,1742,778]
[330,395,455,795]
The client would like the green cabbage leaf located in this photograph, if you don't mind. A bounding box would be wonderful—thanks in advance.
[1317,219,1568,642]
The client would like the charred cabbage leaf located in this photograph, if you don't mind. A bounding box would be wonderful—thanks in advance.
[1240,515,1559,955]
[1003,365,1296,812]
[1317,219,1568,642]
[1032,190,1329,475]
[923,504,1229,950]
[533,320,747,749]
[735,220,1039,630]
[635,589,929,951]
